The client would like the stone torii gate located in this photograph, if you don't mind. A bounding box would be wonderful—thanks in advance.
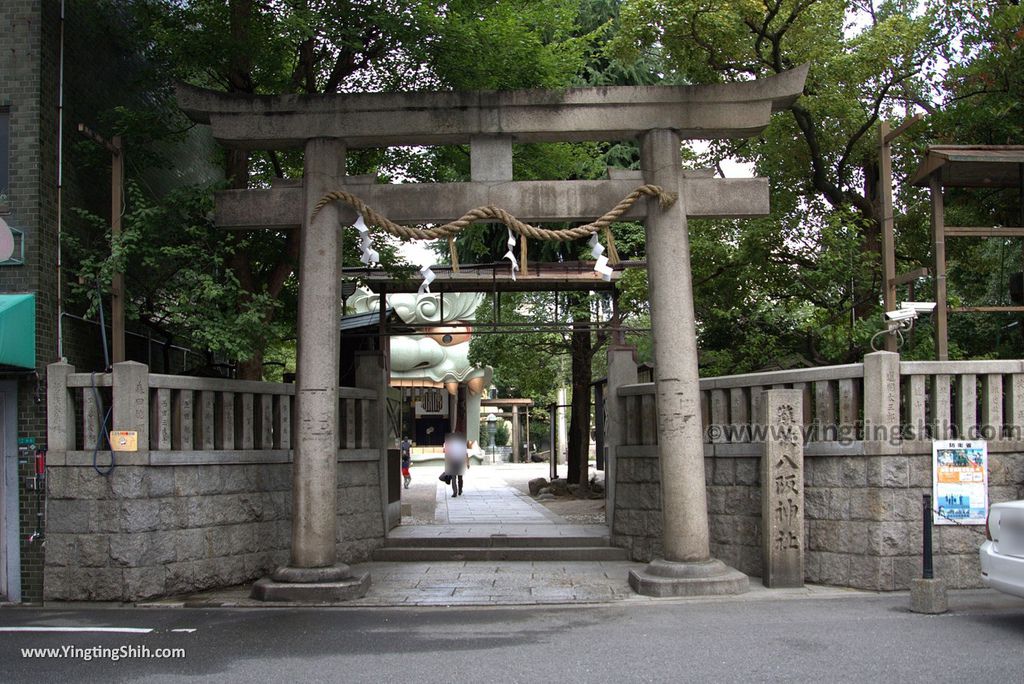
[177,64,807,599]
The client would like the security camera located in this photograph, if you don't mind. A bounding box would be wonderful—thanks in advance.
[885,308,917,322]
[874,301,934,352]
[900,301,936,313]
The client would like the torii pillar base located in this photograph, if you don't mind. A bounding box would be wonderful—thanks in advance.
[628,558,748,598]
[251,564,370,602]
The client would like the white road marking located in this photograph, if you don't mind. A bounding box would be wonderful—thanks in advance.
[0,626,153,633]
[170,628,196,633]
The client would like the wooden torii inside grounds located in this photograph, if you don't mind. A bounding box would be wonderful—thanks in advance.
[178,64,808,600]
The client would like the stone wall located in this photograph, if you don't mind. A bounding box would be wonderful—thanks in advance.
[43,459,384,601]
[804,449,1024,590]
[609,453,662,563]
[707,456,763,579]
[611,451,762,576]
[610,446,1024,591]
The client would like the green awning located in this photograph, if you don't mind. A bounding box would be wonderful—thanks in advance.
[0,294,35,369]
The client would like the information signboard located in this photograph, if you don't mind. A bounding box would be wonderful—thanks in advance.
[932,440,987,525]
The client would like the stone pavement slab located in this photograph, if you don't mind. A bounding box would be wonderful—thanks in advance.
[433,465,562,525]
[139,560,872,609]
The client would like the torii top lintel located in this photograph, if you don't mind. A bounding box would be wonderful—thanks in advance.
[176,66,808,151]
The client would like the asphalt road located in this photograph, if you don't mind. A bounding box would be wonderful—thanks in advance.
[1,590,1022,683]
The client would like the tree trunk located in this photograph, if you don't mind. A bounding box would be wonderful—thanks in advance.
[567,298,592,489]
[236,349,264,381]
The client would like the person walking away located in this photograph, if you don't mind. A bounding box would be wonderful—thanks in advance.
[400,437,412,489]
[443,433,469,497]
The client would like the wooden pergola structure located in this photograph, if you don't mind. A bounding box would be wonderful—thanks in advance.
[910,146,1024,360]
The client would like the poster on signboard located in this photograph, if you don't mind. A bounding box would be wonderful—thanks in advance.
[932,440,988,525]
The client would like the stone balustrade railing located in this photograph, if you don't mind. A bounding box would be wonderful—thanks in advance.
[46,360,379,466]
[616,352,1024,455]
[900,359,1024,442]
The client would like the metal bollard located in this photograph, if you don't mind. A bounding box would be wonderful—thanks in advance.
[910,492,946,614]
[922,493,934,580]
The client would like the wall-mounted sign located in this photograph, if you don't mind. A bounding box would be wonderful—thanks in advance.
[110,430,139,452]
[0,216,24,265]
[0,217,14,262]
[932,440,988,525]
[415,389,447,416]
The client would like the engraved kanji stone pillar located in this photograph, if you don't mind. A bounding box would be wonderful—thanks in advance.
[761,389,805,588]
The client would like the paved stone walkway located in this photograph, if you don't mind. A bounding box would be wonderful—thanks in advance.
[433,465,562,525]
[144,566,865,608]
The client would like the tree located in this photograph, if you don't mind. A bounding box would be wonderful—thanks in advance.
[76,0,605,378]
[136,0,437,377]
[67,182,281,368]
[609,1,959,367]
[468,288,610,483]
[460,1,673,488]
[924,1,1024,360]
[494,421,510,448]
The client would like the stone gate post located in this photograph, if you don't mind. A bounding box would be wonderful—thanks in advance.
[252,138,370,601]
[112,361,150,453]
[355,350,392,534]
[628,129,748,597]
[605,346,638,535]
[761,389,805,588]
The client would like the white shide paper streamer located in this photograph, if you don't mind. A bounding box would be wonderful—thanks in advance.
[353,214,380,267]
[503,228,519,281]
[417,264,436,294]
[589,233,613,282]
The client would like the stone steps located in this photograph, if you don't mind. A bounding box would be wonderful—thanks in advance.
[370,544,622,561]
[374,533,627,562]
[383,535,610,548]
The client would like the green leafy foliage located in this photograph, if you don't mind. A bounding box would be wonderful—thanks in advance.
[66,182,281,361]
[608,0,1023,367]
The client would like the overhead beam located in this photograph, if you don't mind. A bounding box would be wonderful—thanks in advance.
[945,226,1024,237]
[177,66,808,150]
[951,306,1024,313]
[214,178,770,230]
[346,261,643,294]
[890,267,930,287]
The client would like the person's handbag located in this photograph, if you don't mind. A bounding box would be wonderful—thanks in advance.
[439,473,453,484]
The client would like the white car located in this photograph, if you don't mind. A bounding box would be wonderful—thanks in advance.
[980,500,1024,599]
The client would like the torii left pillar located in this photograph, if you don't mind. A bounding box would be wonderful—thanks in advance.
[252,138,370,601]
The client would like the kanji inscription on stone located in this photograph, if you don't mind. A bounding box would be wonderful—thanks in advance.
[761,389,804,588]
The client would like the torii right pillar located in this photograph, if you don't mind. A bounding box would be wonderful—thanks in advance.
[628,129,748,596]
